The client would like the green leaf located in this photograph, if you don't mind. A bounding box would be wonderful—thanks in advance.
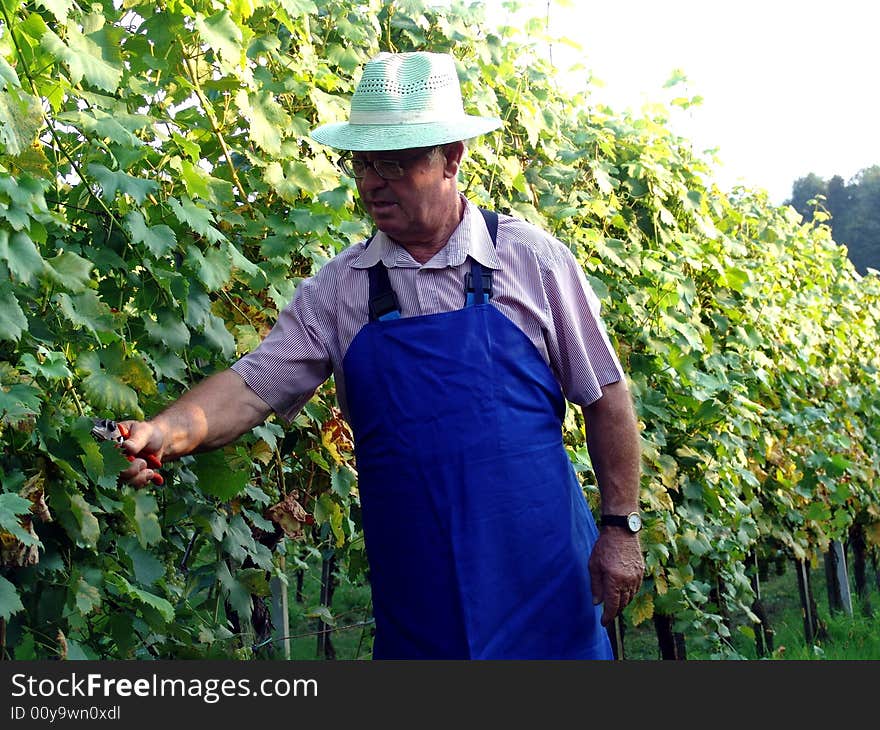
[168,196,215,235]
[173,158,212,200]
[185,245,230,291]
[123,491,162,548]
[19,349,72,381]
[124,211,177,256]
[190,450,250,500]
[236,89,290,155]
[680,528,712,557]
[196,10,246,69]
[54,290,116,338]
[0,575,24,621]
[237,567,271,597]
[88,164,158,204]
[279,0,318,15]
[129,583,174,622]
[0,285,27,342]
[36,0,77,24]
[330,464,355,498]
[216,561,252,625]
[74,575,102,614]
[43,250,93,292]
[109,574,174,623]
[0,492,40,546]
[200,312,236,357]
[144,310,190,349]
[0,382,42,423]
[265,160,322,198]
[56,108,146,148]
[68,493,100,549]
[0,229,45,285]
[805,501,831,522]
[119,536,166,586]
[81,367,141,417]
[41,26,123,93]
[0,55,20,89]
[306,605,335,626]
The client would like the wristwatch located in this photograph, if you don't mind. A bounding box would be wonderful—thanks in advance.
[600,512,642,533]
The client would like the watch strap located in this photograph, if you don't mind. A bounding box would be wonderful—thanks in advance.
[600,512,642,532]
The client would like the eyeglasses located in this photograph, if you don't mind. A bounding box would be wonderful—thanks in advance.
[336,147,439,180]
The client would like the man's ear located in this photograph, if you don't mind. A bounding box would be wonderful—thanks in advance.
[441,141,466,179]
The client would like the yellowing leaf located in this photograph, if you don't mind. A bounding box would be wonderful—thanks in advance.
[0,86,44,156]
[628,592,654,627]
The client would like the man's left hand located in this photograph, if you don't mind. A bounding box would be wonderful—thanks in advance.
[589,528,646,627]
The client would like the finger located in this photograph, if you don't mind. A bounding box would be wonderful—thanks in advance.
[119,456,148,484]
[589,558,604,606]
[119,422,151,456]
[601,591,621,627]
[119,455,160,487]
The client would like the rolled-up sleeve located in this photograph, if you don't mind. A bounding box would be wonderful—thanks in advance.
[542,245,624,407]
[231,276,333,421]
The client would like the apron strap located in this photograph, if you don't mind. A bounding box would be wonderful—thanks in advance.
[465,208,498,306]
[366,208,500,319]
[364,234,401,322]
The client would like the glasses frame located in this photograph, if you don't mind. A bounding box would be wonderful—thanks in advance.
[336,146,441,180]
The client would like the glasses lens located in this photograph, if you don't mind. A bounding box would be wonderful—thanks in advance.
[372,160,404,180]
[337,156,360,177]
[338,148,437,179]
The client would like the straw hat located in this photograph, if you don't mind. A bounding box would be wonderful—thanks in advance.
[310,51,503,151]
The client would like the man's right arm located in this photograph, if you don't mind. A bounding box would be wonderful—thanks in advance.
[119,368,273,487]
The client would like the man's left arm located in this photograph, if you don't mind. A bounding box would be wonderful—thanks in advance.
[582,379,645,626]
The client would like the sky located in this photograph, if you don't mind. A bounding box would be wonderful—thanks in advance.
[476,0,880,204]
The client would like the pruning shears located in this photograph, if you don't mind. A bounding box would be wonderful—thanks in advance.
[91,418,164,485]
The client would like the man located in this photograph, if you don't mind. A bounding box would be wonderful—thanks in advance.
[121,51,644,659]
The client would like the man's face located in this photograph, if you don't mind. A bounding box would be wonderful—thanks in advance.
[352,146,455,245]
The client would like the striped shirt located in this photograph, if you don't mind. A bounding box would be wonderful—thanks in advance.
[231,196,624,422]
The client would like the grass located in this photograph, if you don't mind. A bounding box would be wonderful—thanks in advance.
[620,555,880,660]
[283,555,375,660]
[277,551,880,660]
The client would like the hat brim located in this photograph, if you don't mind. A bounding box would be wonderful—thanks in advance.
[309,116,503,151]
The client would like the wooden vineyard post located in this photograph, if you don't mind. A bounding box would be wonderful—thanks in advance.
[653,612,686,660]
[824,540,853,617]
[795,558,820,646]
[608,616,625,660]
[316,554,336,659]
[849,524,872,615]
[749,551,774,657]
[269,554,290,659]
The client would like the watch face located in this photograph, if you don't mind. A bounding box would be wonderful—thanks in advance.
[627,513,642,532]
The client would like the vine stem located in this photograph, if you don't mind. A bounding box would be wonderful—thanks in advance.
[486,74,526,200]
[181,53,250,207]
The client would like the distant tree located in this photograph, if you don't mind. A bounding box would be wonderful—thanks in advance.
[787,167,880,274]
[844,167,880,273]
[789,173,827,221]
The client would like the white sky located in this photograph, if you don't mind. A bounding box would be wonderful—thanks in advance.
[477,0,880,204]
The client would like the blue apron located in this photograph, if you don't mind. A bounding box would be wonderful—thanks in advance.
[342,210,612,659]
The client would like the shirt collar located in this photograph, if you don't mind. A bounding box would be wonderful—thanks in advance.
[351,196,501,271]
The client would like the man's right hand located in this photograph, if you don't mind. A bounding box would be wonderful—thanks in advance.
[118,420,167,487]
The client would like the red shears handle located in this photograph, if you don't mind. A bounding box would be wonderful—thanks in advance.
[118,423,164,486]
